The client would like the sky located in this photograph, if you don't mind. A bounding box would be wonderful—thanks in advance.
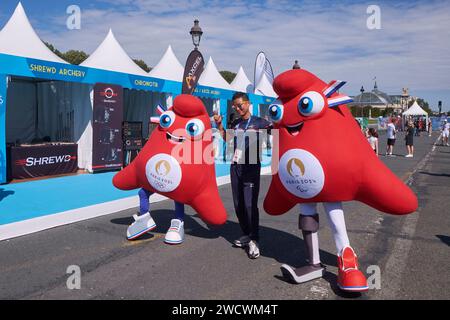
[1,0,449,111]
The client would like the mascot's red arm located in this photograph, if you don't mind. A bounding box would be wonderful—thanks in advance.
[112,94,227,225]
[263,69,417,216]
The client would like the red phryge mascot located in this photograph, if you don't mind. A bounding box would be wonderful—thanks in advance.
[113,94,227,243]
[264,69,418,292]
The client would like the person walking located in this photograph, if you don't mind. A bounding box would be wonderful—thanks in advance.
[367,128,379,156]
[414,119,420,137]
[214,92,272,259]
[386,118,397,156]
[405,121,415,157]
[428,118,432,137]
[442,119,450,146]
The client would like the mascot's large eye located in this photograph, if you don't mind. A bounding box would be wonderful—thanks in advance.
[298,91,325,116]
[268,102,284,122]
[160,111,176,128]
[185,119,205,138]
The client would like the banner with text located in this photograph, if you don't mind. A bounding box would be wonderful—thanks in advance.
[182,50,204,95]
[92,83,123,172]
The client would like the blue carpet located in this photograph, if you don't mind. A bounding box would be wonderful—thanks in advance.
[0,155,271,225]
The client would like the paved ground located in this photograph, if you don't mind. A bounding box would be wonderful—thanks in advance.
[0,131,448,300]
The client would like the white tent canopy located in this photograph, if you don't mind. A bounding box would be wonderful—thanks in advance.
[80,29,148,76]
[402,100,428,130]
[255,73,277,98]
[230,66,253,93]
[198,57,232,90]
[149,45,183,82]
[403,101,428,116]
[0,2,67,63]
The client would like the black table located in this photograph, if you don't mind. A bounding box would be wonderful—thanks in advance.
[8,143,78,180]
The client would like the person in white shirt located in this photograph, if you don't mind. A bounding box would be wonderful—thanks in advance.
[386,118,397,156]
[367,128,379,156]
[442,120,450,146]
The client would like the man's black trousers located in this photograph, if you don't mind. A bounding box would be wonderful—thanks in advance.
[230,163,261,241]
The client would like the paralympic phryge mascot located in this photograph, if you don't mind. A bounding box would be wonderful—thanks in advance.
[113,94,227,244]
[264,69,418,292]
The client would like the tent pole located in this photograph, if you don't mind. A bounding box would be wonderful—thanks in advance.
[34,80,39,141]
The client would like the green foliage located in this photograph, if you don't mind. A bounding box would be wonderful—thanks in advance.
[44,42,151,71]
[220,71,237,84]
[133,59,152,73]
[45,42,88,64]
[382,107,394,117]
[350,105,373,117]
[63,50,89,65]
[371,108,382,118]
[44,42,64,59]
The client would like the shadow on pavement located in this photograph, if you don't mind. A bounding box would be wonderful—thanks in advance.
[418,171,450,178]
[436,235,450,247]
[112,209,335,265]
[111,208,353,295]
[0,188,14,202]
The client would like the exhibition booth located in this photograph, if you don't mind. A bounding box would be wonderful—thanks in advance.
[0,3,276,237]
[0,3,276,184]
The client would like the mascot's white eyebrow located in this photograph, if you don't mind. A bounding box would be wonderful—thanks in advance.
[151,104,174,123]
[322,80,353,108]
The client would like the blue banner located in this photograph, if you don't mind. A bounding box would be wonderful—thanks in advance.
[430,116,448,131]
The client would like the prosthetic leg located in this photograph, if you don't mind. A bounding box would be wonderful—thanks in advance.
[281,210,325,283]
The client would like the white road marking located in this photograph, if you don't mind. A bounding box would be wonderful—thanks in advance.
[379,134,440,298]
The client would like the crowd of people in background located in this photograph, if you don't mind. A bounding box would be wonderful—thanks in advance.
[363,116,449,158]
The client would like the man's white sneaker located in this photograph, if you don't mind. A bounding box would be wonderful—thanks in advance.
[247,240,260,259]
[164,219,185,245]
[233,235,251,248]
[405,154,413,158]
[127,212,156,240]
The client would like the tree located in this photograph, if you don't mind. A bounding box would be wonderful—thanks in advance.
[349,105,372,117]
[63,50,89,65]
[45,42,88,65]
[44,42,64,59]
[133,59,152,73]
[371,107,382,118]
[220,71,236,84]
[382,107,394,117]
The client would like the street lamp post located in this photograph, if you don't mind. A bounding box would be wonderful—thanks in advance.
[360,86,365,117]
[190,19,203,50]
[182,20,205,95]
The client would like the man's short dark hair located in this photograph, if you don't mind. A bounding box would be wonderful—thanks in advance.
[232,92,249,102]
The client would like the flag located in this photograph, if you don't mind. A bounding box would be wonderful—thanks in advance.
[182,50,205,95]
[254,52,274,92]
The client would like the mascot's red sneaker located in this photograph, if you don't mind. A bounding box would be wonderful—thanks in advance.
[337,246,369,292]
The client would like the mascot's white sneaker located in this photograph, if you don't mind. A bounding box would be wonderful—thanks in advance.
[247,240,260,259]
[164,219,185,245]
[233,235,251,248]
[127,212,157,240]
